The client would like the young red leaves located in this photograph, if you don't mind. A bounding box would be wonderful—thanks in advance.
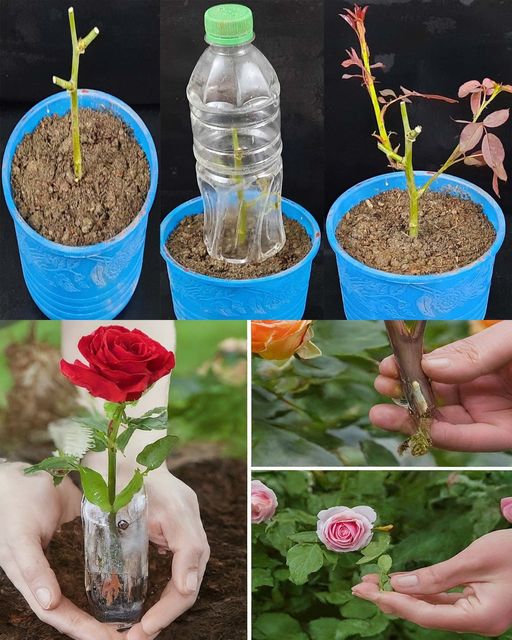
[457,79,509,196]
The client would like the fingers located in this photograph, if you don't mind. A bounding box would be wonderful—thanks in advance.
[127,549,208,640]
[359,575,470,604]
[421,321,512,384]
[351,581,479,632]
[1,557,117,640]
[369,403,512,452]
[6,531,62,610]
[171,542,206,596]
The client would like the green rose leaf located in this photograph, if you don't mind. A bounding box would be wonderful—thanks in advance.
[78,466,111,512]
[116,425,137,453]
[378,554,392,573]
[136,434,177,471]
[112,470,144,513]
[288,531,319,544]
[126,407,168,430]
[253,612,308,640]
[286,543,324,585]
[104,402,122,419]
[252,568,274,591]
[24,455,79,483]
[357,533,390,564]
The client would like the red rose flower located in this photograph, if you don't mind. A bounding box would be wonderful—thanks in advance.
[60,325,175,403]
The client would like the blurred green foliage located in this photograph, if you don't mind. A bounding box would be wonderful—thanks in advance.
[253,470,512,640]
[0,321,247,458]
[252,320,512,467]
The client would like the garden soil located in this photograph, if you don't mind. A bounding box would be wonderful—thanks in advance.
[167,214,311,278]
[0,458,247,640]
[11,109,150,246]
[336,188,496,275]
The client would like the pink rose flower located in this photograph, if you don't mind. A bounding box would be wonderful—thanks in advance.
[251,480,278,524]
[317,505,376,552]
[501,497,512,523]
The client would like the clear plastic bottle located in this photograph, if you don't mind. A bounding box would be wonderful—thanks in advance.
[187,3,285,264]
[81,490,148,629]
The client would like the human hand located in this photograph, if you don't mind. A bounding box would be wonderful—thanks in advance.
[0,462,121,640]
[127,468,210,640]
[351,529,512,636]
[371,321,512,451]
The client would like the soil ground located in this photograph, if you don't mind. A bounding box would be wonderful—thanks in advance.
[167,215,311,278]
[0,458,246,640]
[336,188,495,275]
[11,109,150,246]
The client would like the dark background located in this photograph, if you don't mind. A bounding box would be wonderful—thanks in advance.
[160,0,324,318]
[0,0,162,319]
[325,0,512,318]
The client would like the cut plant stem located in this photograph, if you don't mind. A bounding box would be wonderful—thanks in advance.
[107,404,125,509]
[232,127,248,248]
[400,102,422,238]
[52,7,99,181]
[384,321,437,456]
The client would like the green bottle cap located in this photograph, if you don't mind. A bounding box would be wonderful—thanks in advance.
[204,4,254,46]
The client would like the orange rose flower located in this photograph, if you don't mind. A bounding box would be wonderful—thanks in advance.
[469,320,501,334]
[251,321,320,360]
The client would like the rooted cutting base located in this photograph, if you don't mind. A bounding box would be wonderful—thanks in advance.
[166,215,311,278]
[336,189,496,275]
[11,109,150,246]
[0,458,247,640]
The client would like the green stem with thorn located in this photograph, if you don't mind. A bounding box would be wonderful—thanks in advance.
[53,7,99,181]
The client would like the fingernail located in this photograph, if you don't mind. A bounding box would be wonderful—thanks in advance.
[423,356,450,369]
[185,570,198,593]
[35,587,51,609]
[392,574,418,587]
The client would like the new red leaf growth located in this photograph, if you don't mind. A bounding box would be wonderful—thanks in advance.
[341,5,512,236]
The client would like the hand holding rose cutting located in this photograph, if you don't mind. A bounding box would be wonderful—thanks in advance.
[352,529,512,636]
[372,320,512,451]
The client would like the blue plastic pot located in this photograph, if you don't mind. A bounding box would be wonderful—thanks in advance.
[326,172,506,320]
[2,90,158,319]
[161,197,320,319]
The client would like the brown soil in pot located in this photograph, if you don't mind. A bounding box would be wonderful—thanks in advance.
[336,188,496,275]
[166,215,311,278]
[0,458,247,640]
[11,109,150,246]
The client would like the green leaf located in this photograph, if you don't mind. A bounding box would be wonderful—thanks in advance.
[253,613,308,640]
[253,423,341,467]
[288,531,318,543]
[314,321,388,356]
[24,455,78,478]
[361,440,398,466]
[357,534,390,564]
[378,554,392,573]
[104,402,122,419]
[116,425,137,453]
[286,543,324,585]
[78,467,111,512]
[340,598,377,619]
[136,434,177,471]
[252,568,274,591]
[126,406,168,430]
[309,618,342,640]
[112,470,144,513]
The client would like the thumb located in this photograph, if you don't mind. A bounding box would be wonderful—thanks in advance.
[422,321,512,384]
[390,545,482,595]
[12,533,62,610]
[170,542,203,596]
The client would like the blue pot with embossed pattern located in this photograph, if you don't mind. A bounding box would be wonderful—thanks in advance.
[161,197,320,319]
[326,171,505,320]
[2,90,158,319]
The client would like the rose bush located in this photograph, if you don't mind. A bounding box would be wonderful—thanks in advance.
[60,325,176,403]
[252,470,512,640]
[251,321,320,361]
[252,480,278,523]
[252,321,512,467]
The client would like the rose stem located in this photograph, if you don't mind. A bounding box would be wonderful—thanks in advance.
[384,321,437,456]
[107,404,125,511]
[232,127,248,247]
[53,7,99,181]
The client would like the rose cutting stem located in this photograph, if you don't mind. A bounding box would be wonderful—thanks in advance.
[384,321,437,456]
[107,404,125,510]
[52,7,99,181]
